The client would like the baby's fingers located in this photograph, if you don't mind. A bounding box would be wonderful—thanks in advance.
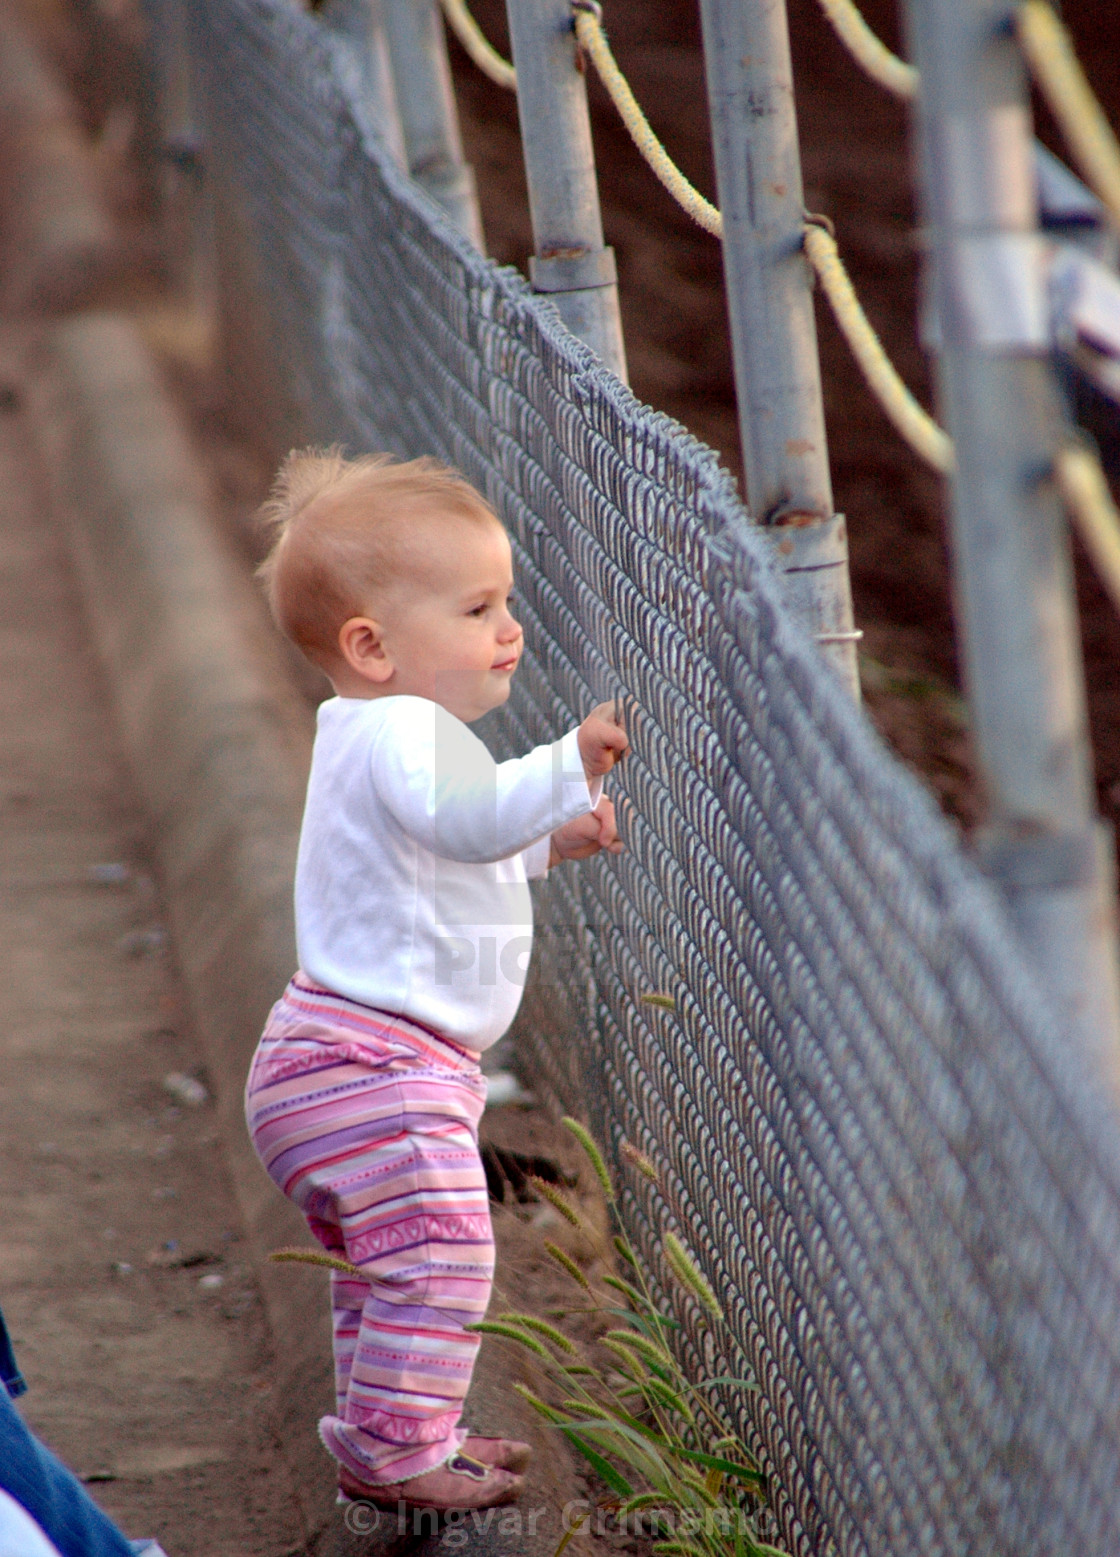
[589,702,629,751]
[593,796,623,853]
[585,718,629,773]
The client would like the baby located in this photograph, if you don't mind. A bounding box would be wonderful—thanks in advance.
[244,449,627,1513]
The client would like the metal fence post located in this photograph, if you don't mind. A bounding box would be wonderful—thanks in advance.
[381,0,486,247]
[900,0,1120,1073]
[317,0,407,169]
[697,0,860,698]
[152,0,209,302]
[503,0,628,381]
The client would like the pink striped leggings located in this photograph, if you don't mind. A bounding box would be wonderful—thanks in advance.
[245,975,494,1485]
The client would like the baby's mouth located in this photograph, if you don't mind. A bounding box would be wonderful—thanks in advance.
[492,656,519,673]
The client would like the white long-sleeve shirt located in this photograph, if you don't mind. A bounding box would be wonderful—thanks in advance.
[294,695,599,1049]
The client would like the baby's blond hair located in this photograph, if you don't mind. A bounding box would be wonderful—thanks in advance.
[257,447,499,667]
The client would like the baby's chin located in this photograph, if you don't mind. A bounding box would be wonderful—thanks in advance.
[460,677,514,723]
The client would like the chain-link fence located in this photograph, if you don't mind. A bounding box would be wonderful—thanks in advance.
[154,2,1120,1551]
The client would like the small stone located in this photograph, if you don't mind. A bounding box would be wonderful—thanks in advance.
[163,1072,208,1107]
[118,926,167,957]
[145,1244,180,1268]
[198,1273,224,1292]
[87,862,129,885]
[111,1261,134,1277]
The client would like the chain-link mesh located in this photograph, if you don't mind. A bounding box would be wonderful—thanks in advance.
[159,2,1120,1551]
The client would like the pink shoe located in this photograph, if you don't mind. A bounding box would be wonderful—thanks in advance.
[462,1435,532,1473]
[338,1452,524,1511]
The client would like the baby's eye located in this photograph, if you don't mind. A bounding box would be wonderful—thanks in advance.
[468,603,487,618]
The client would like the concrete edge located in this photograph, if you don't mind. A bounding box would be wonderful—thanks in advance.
[28,309,340,1544]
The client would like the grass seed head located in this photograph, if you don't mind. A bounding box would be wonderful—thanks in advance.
[530,1176,584,1229]
[466,1320,552,1360]
[498,1311,576,1353]
[269,1246,365,1279]
[602,1272,649,1309]
[642,1374,696,1424]
[561,1116,615,1200]
[605,1329,675,1370]
[512,1383,568,1425]
[544,1240,592,1290]
[664,1234,723,1320]
[621,1139,661,1183]
[640,992,677,1011]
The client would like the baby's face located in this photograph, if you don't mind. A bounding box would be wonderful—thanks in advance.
[376,515,523,722]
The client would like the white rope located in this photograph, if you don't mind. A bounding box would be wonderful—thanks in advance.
[1017,0,1120,232]
[572,5,950,474]
[813,0,917,100]
[572,5,721,236]
[440,0,950,475]
[803,224,953,474]
[438,0,516,91]
[1055,444,1120,619]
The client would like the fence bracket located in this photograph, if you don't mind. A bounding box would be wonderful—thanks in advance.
[530,245,617,293]
[698,0,860,700]
[761,514,862,678]
[505,0,627,380]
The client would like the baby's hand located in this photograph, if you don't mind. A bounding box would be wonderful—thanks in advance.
[549,797,623,866]
[578,701,629,781]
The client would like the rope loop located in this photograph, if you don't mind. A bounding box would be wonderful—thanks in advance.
[803,210,836,241]
[813,0,917,100]
[438,0,516,90]
[1054,443,1120,619]
[1016,0,1120,232]
[802,225,954,475]
[571,4,723,237]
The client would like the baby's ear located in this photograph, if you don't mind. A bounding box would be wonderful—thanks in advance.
[338,615,393,685]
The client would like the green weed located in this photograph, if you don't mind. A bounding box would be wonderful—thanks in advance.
[470,1118,788,1557]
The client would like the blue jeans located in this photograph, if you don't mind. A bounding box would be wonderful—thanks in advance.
[0,1306,139,1557]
